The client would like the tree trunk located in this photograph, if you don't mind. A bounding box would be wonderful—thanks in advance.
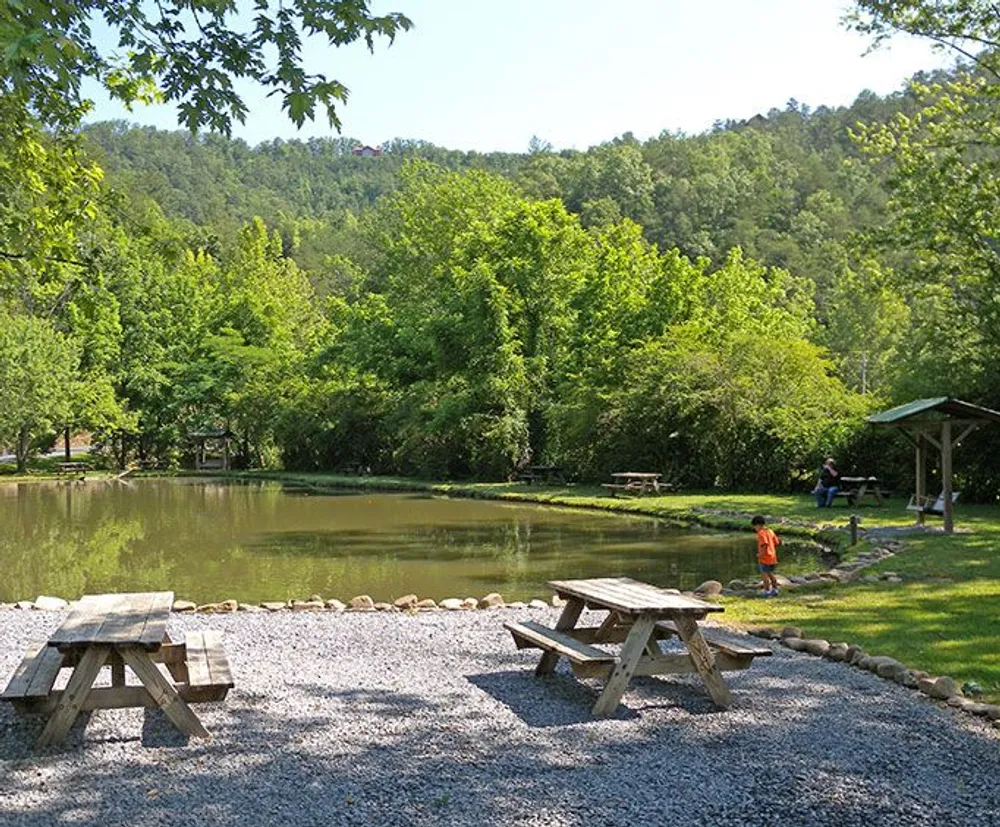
[64,427,71,460]
[16,425,29,474]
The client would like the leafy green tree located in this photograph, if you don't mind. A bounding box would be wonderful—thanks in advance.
[0,310,81,472]
[0,1,412,132]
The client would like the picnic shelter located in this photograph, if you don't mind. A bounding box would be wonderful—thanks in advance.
[868,397,1000,533]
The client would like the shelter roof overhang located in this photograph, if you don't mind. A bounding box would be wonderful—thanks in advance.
[867,397,1000,427]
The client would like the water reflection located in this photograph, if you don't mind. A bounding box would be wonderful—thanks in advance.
[0,480,817,603]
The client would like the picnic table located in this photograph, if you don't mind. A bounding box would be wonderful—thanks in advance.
[516,464,566,485]
[55,461,91,477]
[1,591,233,748]
[505,577,771,715]
[835,476,886,507]
[601,472,667,496]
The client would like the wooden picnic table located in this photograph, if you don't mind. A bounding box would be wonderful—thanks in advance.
[505,577,771,716]
[602,472,666,496]
[517,464,566,485]
[55,461,91,477]
[1,592,233,748]
[836,476,886,507]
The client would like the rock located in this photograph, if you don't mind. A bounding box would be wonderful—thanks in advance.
[693,580,723,597]
[326,599,346,612]
[551,595,566,608]
[984,705,1000,721]
[15,601,34,610]
[0,603,11,611]
[874,659,908,680]
[961,702,995,717]
[373,602,398,612]
[962,681,985,696]
[478,592,505,609]
[825,643,849,662]
[238,603,264,612]
[783,638,808,652]
[881,572,899,579]
[34,595,68,611]
[415,599,438,610]
[196,601,236,613]
[860,575,879,584]
[261,602,287,612]
[440,598,464,611]
[392,594,419,610]
[947,696,970,709]
[528,599,549,610]
[461,597,478,610]
[291,600,325,611]
[884,576,903,584]
[848,648,868,667]
[918,676,962,700]
[748,627,780,640]
[727,580,747,591]
[507,601,527,609]
[780,626,803,639]
[802,639,831,657]
[348,595,375,611]
[309,594,323,603]
[172,599,197,612]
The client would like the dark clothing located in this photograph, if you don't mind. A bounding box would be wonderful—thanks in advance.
[819,465,840,488]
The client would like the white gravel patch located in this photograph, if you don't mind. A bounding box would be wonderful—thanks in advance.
[1,608,997,827]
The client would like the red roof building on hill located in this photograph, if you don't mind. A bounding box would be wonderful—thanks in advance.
[352,145,381,157]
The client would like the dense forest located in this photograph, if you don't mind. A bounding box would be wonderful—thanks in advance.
[2,1,999,498]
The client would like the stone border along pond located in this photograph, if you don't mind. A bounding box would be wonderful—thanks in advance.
[4,524,998,732]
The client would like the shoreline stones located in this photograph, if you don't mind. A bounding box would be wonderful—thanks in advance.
[749,625,1000,725]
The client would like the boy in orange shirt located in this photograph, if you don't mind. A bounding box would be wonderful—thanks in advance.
[751,515,781,597]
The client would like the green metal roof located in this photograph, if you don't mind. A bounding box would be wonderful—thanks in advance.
[868,397,1000,425]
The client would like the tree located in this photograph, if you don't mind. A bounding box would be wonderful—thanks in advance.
[0,311,81,472]
[0,1,412,132]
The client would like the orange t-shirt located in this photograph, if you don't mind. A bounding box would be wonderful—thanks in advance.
[756,527,780,565]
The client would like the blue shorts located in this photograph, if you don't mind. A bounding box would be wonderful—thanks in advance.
[758,563,776,573]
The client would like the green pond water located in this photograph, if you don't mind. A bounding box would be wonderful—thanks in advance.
[0,479,816,604]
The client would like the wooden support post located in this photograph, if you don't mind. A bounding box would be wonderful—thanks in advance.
[673,615,733,709]
[592,614,656,717]
[37,645,110,748]
[915,431,926,527]
[941,421,953,534]
[535,599,584,676]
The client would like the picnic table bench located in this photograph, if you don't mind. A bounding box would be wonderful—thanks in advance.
[832,476,887,507]
[505,577,770,716]
[1,592,233,748]
[516,465,566,485]
[601,472,669,496]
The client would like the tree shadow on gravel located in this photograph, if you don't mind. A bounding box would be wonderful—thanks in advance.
[2,655,1000,826]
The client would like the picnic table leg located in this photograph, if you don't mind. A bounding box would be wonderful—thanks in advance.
[535,598,584,676]
[109,651,126,687]
[673,615,733,709]
[591,614,656,717]
[119,647,210,739]
[37,645,110,748]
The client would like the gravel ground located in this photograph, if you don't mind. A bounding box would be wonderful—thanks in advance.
[1,608,997,827]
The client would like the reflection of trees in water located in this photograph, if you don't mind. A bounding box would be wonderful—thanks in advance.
[1,480,813,603]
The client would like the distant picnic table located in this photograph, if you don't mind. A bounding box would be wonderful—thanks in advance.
[55,461,91,477]
[601,472,668,496]
[516,465,566,485]
[835,476,887,507]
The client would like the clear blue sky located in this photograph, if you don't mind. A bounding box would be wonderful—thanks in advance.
[82,0,953,152]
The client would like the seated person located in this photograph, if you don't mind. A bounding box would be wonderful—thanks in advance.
[814,458,840,507]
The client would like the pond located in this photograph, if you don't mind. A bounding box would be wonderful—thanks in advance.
[0,479,818,604]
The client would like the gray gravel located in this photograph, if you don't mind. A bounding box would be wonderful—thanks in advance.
[1,608,998,827]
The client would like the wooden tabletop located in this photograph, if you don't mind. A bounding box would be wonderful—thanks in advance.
[839,476,879,483]
[47,592,174,652]
[548,577,723,616]
[610,472,662,480]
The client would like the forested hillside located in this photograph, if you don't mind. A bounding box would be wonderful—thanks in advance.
[3,44,998,494]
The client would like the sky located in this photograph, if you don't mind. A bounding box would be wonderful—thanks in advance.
[82,0,955,153]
